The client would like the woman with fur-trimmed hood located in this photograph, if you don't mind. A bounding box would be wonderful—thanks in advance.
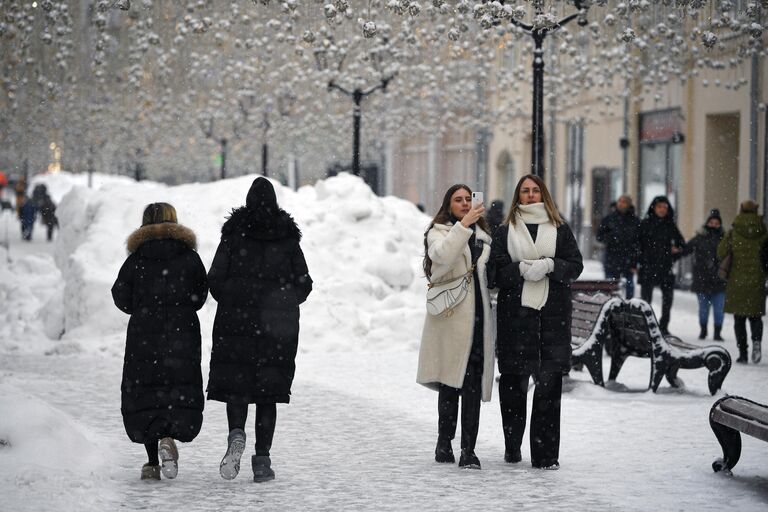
[112,202,208,481]
[417,184,495,470]
[207,177,312,483]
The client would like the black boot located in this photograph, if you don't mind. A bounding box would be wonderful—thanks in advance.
[434,438,455,463]
[737,349,748,363]
[735,321,749,363]
[458,449,481,469]
[713,325,724,341]
[504,447,522,463]
[698,324,707,340]
[251,455,275,482]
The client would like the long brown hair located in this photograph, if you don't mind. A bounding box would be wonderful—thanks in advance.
[504,174,564,227]
[422,184,490,279]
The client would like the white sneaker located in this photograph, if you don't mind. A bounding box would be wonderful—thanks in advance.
[753,342,762,364]
[220,429,246,480]
[159,437,179,479]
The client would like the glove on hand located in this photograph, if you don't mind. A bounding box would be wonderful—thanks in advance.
[522,258,554,281]
[518,260,532,277]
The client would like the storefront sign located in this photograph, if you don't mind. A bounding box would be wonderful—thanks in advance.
[640,108,683,143]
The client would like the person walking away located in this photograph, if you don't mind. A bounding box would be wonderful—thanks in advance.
[488,174,583,470]
[0,170,7,206]
[417,184,495,470]
[683,209,726,340]
[14,177,26,218]
[207,177,313,482]
[38,193,58,241]
[111,202,208,480]
[19,195,36,241]
[637,196,686,335]
[718,200,767,364]
[596,195,640,299]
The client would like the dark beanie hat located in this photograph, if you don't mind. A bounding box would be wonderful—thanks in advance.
[246,177,277,211]
[707,208,722,224]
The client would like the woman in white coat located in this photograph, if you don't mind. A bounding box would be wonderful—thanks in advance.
[417,184,495,469]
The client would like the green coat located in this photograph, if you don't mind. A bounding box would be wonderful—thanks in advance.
[717,212,768,316]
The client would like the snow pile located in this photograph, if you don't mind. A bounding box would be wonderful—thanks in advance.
[0,212,65,352]
[39,172,429,352]
[0,381,114,511]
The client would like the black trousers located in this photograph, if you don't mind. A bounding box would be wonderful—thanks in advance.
[498,372,563,467]
[227,403,277,456]
[733,315,763,350]
[144,439,159,465]
[437,362,482,452]
[641,275,675,330]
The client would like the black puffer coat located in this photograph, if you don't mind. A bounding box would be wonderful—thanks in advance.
[596,208,640,273]
[112,223,208,444]
[488,223,583,375]
[637,197,686,285]
[207,178,313,404]
[684,227,726,294]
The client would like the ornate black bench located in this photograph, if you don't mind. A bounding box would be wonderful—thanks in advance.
[607,299,731,395]
[570,292,623,387]
[710,396,768,473]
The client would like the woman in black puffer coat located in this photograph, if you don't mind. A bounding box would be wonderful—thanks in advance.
[112,202,208,481]
[208,177,312,483]
[637,196,686,335]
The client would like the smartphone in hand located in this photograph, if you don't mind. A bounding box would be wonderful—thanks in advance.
[471,191,483,210]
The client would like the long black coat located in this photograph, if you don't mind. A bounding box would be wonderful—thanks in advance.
[111,223,208,444]
[637,210,686,285]
[596,208,640,273]
[488,223,584,375]
[207,206,312,404]
[684,227,726,294]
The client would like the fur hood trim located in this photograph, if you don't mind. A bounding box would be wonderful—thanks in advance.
[126,223,197,253]
[221,206,302,241]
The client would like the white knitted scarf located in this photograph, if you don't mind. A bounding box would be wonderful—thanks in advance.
[506,202,557,310]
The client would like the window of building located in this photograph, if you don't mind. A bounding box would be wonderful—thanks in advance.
[638,108,684,212]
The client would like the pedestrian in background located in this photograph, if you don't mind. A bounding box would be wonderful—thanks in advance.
[19,195,36,241]
[718,200,766,364]
[207,177,313,483]
[38,192,58,241]
[637,196,686,335]
[488,174,583,470]
[417,184,495,470]
[684,209,726,340]
[111,202,208,481]
[486,199,505,235]
[596,194,640,298]
[14,177,26,218]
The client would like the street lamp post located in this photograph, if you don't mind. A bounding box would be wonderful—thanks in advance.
[199,114,228,180]
[220,138,228,180]
[328,75,394,176]
[507,1,590,181]
[261,110,270,177]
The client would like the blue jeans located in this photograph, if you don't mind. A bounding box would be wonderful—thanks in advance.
[697,292,725,327]
[605,268,635,299]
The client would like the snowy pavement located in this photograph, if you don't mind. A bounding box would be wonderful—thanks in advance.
[2,347,768,511]
[1,173,767,511]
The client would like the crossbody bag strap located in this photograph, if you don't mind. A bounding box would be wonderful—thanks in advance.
[427,264,476,289]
